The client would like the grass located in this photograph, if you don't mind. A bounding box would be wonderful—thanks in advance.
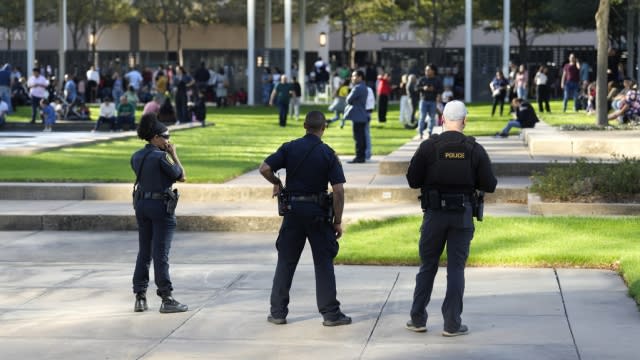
[338,216,640,303]
[0,99,610,182]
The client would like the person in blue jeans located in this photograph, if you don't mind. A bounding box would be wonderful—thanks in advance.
[417,64,443,139]
[270,75,294,127]
[495,98,539,137]
[562,53,580,112]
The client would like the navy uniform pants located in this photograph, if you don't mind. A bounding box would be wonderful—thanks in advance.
[270,214,342,321]
[133,199,176,297]
[410,204,474,333]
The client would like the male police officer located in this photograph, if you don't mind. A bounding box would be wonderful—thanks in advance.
[259,110,351,327]
[405,100,497,336]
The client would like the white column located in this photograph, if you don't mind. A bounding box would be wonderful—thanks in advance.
[464,0,472,102]
[502,0,510,77]
[264,0,272,67]
[26,0,35,72]
[298,0,306,101]
[59,0,67,89]
[247,0,255,105]
[284,0,292,79]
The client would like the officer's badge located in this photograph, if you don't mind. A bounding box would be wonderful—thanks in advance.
[165,153,175,165]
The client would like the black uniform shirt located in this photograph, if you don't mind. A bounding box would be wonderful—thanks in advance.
[266,133,345,193]
[417,76,443,101]
[406,131,497,194]
[131,144,183,193]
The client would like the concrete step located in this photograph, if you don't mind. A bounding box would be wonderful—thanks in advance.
[0,200,529,232]
[379,159,576,177]
[0,177,530,204]
[2,121,96,132]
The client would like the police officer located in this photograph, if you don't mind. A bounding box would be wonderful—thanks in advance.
[405,100,497,336]
[131,113,188,313]
[259,110,351,327]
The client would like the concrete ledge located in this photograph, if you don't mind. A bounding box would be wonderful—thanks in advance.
[0,183,529,204]
[528,193,640,216]
[379,160,565,177]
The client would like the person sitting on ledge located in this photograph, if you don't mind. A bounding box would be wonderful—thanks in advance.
[495,98,539,138]
[92,96,117,132]
[608,88,640,124]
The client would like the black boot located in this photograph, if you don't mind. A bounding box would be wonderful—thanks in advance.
[134,292,148,312]
[159,295,188,313]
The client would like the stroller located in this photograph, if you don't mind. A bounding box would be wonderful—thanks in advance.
[55,95,90,121]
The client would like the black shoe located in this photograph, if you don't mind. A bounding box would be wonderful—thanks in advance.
[159,296,188,313]
[322,313,352,327]
[442,324,469,337]
[494,132,508,138]
[134,292,148,312]
[405,320,427,333]
[347,158,365,164]
[267,315,287,325]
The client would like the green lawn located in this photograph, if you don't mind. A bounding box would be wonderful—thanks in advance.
[1,105,415,182]
[0,100,603,182]
[338,216,640,303]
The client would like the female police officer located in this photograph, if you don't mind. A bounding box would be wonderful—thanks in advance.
[131,113,188,313]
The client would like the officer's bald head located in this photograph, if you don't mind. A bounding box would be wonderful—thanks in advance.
[442,100,467,133]
[442,100,467,122]
[304,111,327,132]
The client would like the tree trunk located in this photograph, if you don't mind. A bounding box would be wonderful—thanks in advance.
[431,0,438,49]
[7,30,12,51]
[341,4,348,66]
[519,0,529,65]
[348,29,356,69]
[596,0,610,126]
[177,23,183,66]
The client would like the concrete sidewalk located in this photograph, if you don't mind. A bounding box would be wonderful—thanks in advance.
[1,231,639,359]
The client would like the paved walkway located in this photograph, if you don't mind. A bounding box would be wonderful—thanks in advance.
[1,230,639,359]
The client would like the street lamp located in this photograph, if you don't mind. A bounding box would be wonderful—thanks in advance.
[319,32,327,47]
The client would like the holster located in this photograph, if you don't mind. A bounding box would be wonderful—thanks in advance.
[319,192,334,223]
[472,191,485,221]
[132,188,139,210]
[277,188,291,216]
[165,188,179,215]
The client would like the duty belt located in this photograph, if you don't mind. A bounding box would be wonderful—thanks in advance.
[140,192,166,200]
[290,194,321,202]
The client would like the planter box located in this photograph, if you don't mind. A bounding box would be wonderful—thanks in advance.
[528,193,640,216]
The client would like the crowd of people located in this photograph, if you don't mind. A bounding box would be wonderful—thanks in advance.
[0,60,251,131]
[2,49,640,134]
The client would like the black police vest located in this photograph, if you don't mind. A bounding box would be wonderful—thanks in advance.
[425,134,476,193]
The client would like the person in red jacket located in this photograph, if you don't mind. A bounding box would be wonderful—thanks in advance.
[377,73,392,123]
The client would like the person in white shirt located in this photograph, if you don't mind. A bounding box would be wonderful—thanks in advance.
[0,99,8,126]
[92,96,117,131]
[27,67,49,124]
[365,86,375,160]
[535,65,551,113]
[86,65,100,103]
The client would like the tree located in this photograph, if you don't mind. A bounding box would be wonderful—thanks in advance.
[87,0,134,66]
[595,0,609,127]
[325,0,402,67]
[406,0,465,49]
[66,0,92,51]
[474,0,581,64]
[134,0,217,66]
[0,0,57,51]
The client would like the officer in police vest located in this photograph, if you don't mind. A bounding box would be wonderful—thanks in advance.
[404,100,497,336]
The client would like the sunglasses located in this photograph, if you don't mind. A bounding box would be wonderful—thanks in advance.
[158,134,170,140]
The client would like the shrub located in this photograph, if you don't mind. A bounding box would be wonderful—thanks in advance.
[530,157,640,202]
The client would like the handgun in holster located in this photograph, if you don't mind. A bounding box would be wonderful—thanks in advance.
[472,190,485,221]
[165,188,179,215]
[319,192,334,223]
